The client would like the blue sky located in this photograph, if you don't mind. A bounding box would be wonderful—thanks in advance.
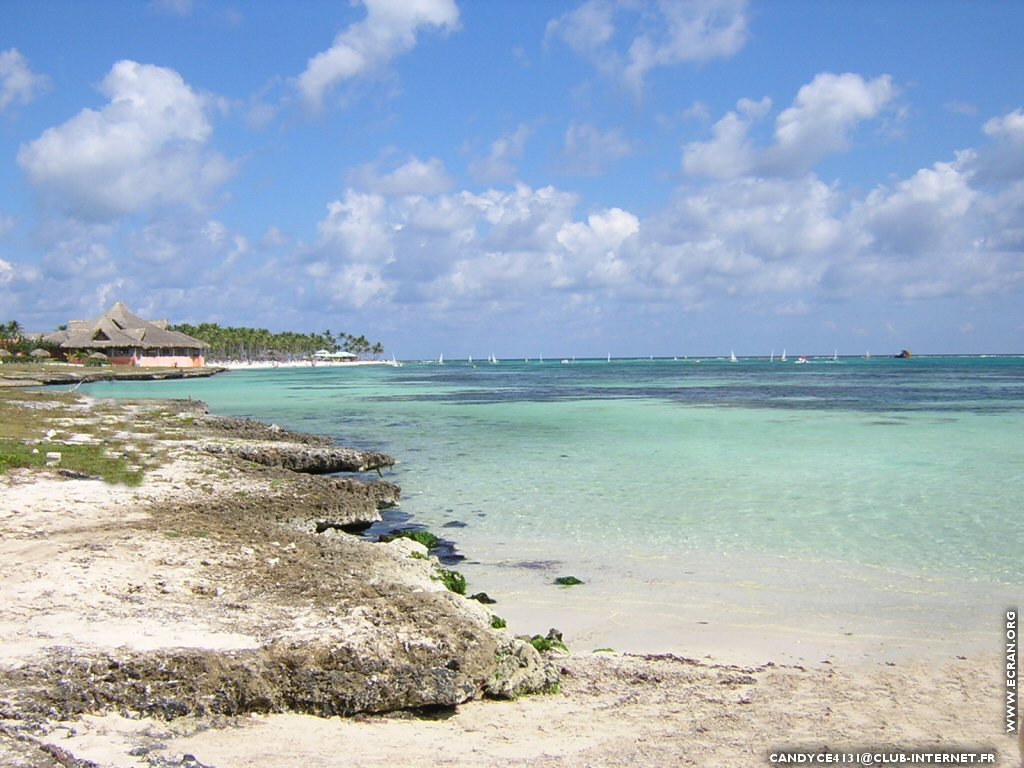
[1,0,1022,358]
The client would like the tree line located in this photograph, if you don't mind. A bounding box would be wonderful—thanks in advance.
[0,320,61,358]
[169,323,386,361]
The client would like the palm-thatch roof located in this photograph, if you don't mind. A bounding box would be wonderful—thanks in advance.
[45,302,208,352]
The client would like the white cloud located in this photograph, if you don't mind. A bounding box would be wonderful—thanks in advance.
[0,258,13,285]
[622,0,749,92]
[350,156,453,196]
[17,60,234,221]
[469,125,532,185]
[548,0,748,94]
[684,73,896,179]
[0,48,49,111]
[560,122,634,176]
[295,0,459,109]
[303,191,396,309]
[682,97,768,178]
[767,73,896,172]
[960,108,1024,185]
[555,207,639,287]
[641,175,842,300]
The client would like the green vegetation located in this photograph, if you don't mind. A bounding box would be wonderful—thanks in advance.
[384,529,440,549]
[0,439,144,485]
[169,322,386,361]
[553,576,584,586]
[490,615,507,629]
[528,634,569,653]
[434,568,467,595]
[0,319,60,361]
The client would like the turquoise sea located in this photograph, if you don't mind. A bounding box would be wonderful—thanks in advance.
[82,355,1024,664]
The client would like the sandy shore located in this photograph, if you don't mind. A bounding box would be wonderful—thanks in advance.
[0,391,1018,767]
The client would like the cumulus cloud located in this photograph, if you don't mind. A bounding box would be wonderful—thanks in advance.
[295,0,459,109]
[684,73,897,179]
[17,60,234,221]
[0,48,49,111]
[560,122,634,176]
[303,191,396,309]
[547,0,748,93]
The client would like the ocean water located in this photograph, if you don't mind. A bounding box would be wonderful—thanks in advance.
[81,356,1024,663]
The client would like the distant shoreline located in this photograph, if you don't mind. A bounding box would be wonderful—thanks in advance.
[211,359,400,370]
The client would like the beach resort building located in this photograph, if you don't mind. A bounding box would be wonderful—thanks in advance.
[45,302,208,368]
[312,349,358,363]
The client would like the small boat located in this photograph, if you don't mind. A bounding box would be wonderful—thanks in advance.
[488,353,498,364]
[607,353,611,363]
[795,356,808,364]
[438,353,444,365]
[780,348,787,362]
[730,350,737,363]
[770,348,775,363]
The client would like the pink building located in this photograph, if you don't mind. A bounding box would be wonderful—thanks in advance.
[46,302,208,368]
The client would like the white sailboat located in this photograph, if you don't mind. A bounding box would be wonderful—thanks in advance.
[780,348,787,362]
[730,350,738,363]
[438,353,444,365]
[607,353,611,363]
[770,348,775,363]
[489,353,498,364]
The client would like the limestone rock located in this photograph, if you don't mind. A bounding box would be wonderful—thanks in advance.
[198,442,395,474]
[486,637,560,699]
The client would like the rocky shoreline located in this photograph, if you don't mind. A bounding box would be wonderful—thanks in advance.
[0,392,556,765]
[0,364,225,388]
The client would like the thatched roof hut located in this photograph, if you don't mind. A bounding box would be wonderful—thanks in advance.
[45,302,208,368]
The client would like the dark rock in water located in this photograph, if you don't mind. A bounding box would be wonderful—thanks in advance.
[469,592,497,605]
[894,349,912,359]
[434,541,466,565]
[553,576,584,586]
[442,520,468,529]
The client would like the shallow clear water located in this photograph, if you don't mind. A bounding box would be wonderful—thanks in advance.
[82,356,1024,661]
